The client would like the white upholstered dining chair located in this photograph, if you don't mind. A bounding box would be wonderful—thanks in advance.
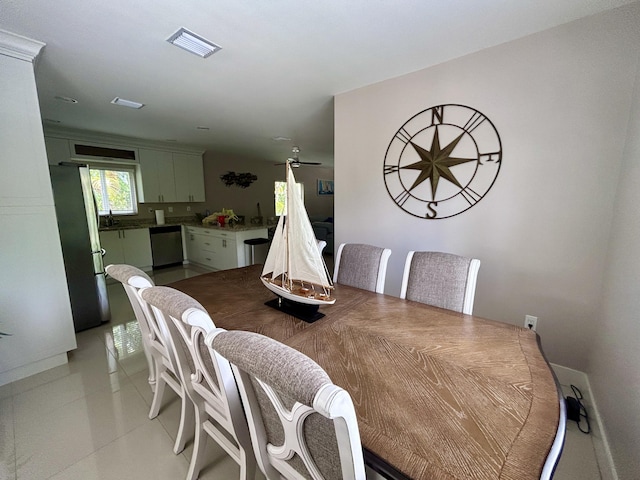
[316,239,327,254]
[333,243,392,294]
[399,251,481,314]
[105,264,193,455]
[140,286,256,480]
[211,329,366,480]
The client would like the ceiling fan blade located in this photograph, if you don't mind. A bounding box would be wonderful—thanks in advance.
[274,147,320,166]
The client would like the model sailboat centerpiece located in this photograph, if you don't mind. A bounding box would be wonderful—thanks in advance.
[261,160,335,322]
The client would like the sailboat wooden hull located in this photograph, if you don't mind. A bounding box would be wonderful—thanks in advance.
[261,276,336,306]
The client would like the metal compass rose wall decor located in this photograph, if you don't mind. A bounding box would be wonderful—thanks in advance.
[383,104,502,219]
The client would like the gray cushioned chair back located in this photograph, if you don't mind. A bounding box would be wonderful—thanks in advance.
[213,330,343,479]
[106,263,153,286]
[336,243,385,292]
[140,286,208,376]
[406,252,472,311]
[141,285,206,321]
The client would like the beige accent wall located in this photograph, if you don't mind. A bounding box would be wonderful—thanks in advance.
[202,151,334,223]
[334,4,640,476]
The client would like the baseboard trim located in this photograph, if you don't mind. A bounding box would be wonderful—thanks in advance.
[550,363,618,480]
[0,352,69,387]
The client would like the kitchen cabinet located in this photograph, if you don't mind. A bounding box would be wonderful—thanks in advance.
[185,226,268,271]
[174,153,205,202]
[138,149,205,203]
[100,228,152,270]
[137,149,177,203]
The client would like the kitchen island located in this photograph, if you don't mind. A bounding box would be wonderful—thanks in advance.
[99,217,270,271]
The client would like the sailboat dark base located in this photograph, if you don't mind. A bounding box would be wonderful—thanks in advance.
[264,297,325,323]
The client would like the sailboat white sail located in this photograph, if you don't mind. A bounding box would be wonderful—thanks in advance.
[261,162,335,306]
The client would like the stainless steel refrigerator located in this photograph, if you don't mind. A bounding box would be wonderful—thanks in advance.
[50,163,110,331]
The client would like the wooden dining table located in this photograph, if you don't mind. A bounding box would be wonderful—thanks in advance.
[168,265,565,480]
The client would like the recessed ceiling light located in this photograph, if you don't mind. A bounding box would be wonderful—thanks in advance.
[54,95,78,104]
[110,97,144,109]
[167,28,221,58]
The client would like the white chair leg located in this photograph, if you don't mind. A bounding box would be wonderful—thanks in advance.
[149,369,167,419]
[143,346,156,392]
[186,407,208,480]
[173,390,194,454]
[239,448,257,480]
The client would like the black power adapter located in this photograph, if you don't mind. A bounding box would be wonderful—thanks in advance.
[565,385,591,434]
[565,396,581,422]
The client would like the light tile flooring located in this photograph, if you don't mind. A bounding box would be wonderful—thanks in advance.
[1,263,603,479]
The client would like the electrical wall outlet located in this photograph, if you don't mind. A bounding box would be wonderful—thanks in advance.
[525,315,538,331]
[148,207,153,213]
[168,206,173,213]
[186,206,191,212]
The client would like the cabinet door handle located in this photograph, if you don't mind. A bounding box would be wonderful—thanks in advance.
[122,230,126,239]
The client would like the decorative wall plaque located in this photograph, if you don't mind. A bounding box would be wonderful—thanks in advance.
[383,104,502,219]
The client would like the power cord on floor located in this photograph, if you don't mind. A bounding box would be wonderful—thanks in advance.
[565,384,591,434]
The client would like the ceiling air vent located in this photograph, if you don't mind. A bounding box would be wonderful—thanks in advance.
[74,144,136,160]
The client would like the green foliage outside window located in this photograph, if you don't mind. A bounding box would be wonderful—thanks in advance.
[274,181,304,217]
[90,167,137,215]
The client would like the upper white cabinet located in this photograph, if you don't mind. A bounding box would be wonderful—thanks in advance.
[174,153,205,202]
[43,129,205,204]
[138,149,177,203]
[138,149,204,203]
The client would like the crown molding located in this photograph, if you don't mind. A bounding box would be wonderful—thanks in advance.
[0,29,45,62]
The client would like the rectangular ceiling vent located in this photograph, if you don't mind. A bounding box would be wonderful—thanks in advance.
[74,144,136,161]
[167,28,221,58]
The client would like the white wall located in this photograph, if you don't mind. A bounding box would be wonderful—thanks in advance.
[335,5,640,371]
[589,46,640,479]
[0,30,77,385]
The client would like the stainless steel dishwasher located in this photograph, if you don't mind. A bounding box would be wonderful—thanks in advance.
[149,225,183,269]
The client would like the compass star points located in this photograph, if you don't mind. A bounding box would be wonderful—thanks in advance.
[402,126,475,198]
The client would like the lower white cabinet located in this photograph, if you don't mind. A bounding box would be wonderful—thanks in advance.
[100,228,152,270]
[185,226,268,271]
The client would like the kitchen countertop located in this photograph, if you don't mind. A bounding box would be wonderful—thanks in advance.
[99,219,271,232]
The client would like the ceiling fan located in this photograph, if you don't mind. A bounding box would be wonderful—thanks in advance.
[275,146,321,167]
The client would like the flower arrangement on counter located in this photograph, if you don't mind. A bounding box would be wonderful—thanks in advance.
[202,208,239,226]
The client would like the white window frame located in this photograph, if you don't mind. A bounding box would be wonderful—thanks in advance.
[89,164,138,215]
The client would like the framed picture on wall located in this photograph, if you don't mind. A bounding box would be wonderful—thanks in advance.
[317,179,334,196]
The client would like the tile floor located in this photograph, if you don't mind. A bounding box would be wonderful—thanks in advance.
[0,263,603,479]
